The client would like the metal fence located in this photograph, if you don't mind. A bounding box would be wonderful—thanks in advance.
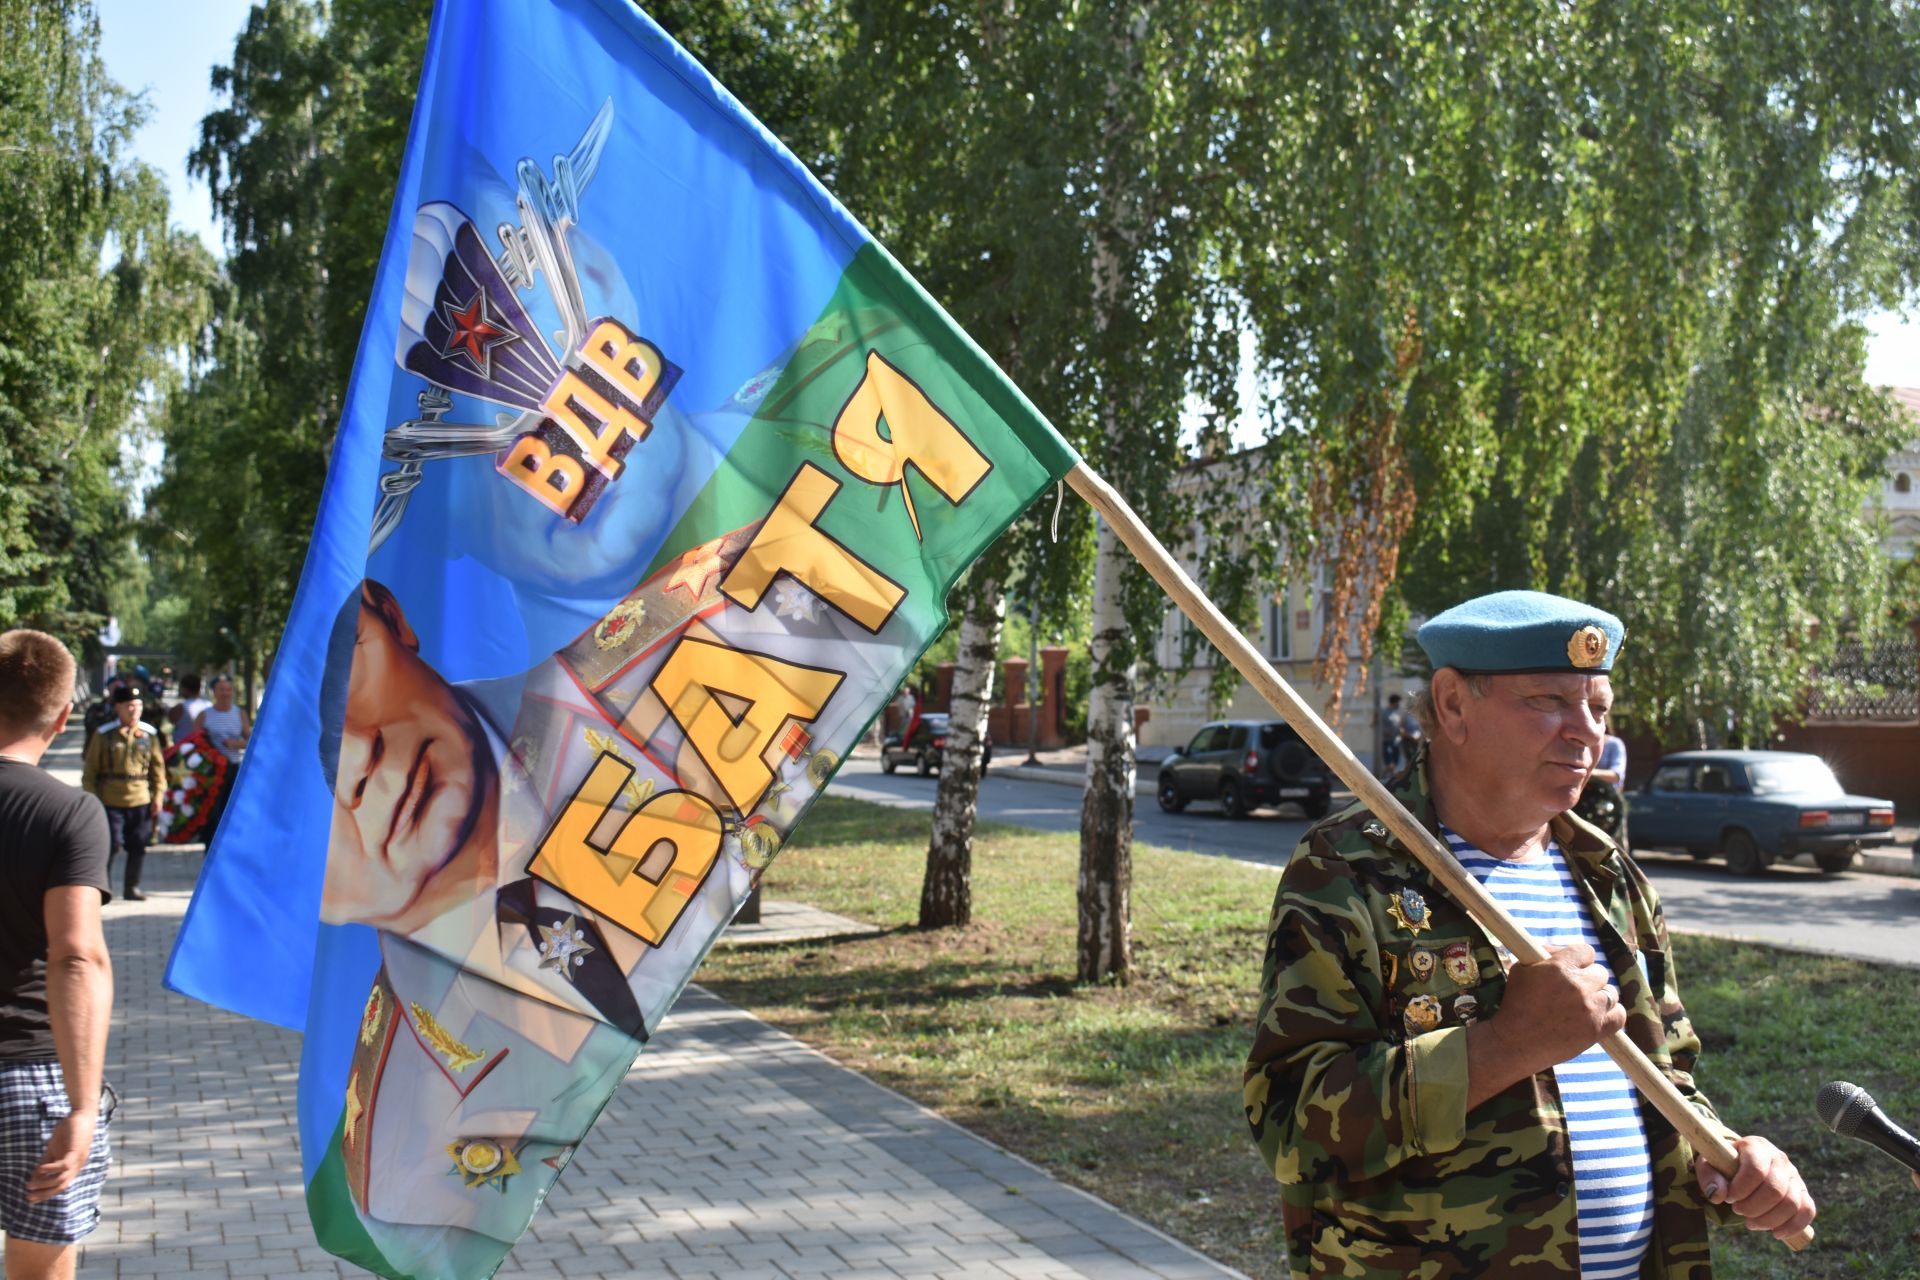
[1804,633,1920,721]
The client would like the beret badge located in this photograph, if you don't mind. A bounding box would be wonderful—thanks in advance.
[1567,624,1608,669]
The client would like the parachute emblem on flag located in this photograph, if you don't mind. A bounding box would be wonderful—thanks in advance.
[376,100,683,543]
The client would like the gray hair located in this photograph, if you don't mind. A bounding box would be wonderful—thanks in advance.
[1411,671,1492,737]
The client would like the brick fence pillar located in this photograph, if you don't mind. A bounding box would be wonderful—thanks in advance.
[1038,646,1070,747]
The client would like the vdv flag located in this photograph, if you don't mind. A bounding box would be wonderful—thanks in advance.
[164,2,1078,1276]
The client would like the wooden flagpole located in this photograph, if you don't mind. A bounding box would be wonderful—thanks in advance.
[1066,461,1811,1251]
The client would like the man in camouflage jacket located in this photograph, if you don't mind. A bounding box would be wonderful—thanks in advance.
[1245,592,1814,1278]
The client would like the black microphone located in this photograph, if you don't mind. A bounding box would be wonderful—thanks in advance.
[1816,1081,1920,1175]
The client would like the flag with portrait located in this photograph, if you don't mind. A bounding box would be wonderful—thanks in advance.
[165,2,1078,1275]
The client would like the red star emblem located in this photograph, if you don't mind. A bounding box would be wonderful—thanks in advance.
[439,289,514,378]
[665,535,731,601]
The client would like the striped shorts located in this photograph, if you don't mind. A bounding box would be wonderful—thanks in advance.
[0,1061,114,1244]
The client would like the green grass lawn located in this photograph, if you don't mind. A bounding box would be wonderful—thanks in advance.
[695,796,1920,1280]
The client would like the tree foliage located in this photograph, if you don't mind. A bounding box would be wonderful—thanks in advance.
[145,0,427,692]
[0,0,210,654]
[828,2,1253,976]
[1227,1,1920,744]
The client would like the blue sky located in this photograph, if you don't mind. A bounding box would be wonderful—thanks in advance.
[96,3,1920,391]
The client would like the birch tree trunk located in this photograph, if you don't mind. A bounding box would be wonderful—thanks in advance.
[1078,520,1134,981]
[1075,5,1147,985]
[920,578,1004,929]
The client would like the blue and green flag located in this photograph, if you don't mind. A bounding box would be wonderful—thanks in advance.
[164,2,1077,1275]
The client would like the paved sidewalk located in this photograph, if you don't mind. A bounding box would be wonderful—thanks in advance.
[715,898,887,948]
[71,847,1243,1279]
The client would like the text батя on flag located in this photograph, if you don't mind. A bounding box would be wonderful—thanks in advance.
[163,1,1079,1275]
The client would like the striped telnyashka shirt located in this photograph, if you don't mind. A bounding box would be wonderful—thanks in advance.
[1444,826,1655,1280]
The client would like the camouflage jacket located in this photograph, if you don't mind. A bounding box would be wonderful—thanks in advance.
[1245,751,1737,1279]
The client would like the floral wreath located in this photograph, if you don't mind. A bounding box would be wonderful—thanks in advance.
[156,729,232,845]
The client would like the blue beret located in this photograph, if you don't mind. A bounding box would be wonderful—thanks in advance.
[1416,590,1624,675]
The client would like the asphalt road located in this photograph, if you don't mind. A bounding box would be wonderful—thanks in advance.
[829,757,1920,969]
[832,757,1314,865]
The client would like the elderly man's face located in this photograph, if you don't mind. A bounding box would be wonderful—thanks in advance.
[114,697,141,728]
[1441,671,1612,822]
[321,585,497,931]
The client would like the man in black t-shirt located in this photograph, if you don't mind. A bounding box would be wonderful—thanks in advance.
[0,630,114,1279]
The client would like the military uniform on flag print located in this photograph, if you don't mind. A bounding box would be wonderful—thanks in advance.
[298,191,1064,1278]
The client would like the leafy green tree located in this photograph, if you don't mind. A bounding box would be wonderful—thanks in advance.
[1064,6,1253,982]
[1227,1,1920,749]
[0,0,210,654]
[830,1,1254,976]
[146,302,298,703]
[828,1,1160,955]
[649,0,842,175]
[150,0,427,697]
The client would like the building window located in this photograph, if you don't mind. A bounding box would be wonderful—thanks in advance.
[1267,594,1291,660]
[1897,472,1913,494]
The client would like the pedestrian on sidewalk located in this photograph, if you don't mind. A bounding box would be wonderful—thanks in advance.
[167,673,209,738]
[1246,590,1814,1277]
[1379,693,1409,776]
[0,630,116,1280]
[191,675,250,841]
[192,675,250,767]
[80,686,165,901]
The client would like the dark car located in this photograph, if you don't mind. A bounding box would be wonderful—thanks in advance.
[1156,719,1333,819]
[1630,750,1896,875]
[881,713,993,776]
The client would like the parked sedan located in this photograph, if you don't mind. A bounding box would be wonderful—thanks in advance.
[1630,750,1896,875]
[1156,719,1333,819]
[880,713,993,776]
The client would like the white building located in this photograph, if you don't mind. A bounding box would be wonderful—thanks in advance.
[1874,386,1920,558]
[1140,567,1419,768]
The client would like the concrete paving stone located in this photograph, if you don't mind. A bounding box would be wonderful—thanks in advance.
[1121,1242,1226,1268]
[231,1258,333,1278]
[878,1242,954,1263]
[935,1238,1020,1262]
[1150,1265,1256,1280]
[832,1239,913,1261]
[258,1230,311,1249]
[188,1240,270,1263]
[992,1261,1082,1280]
[499,1237,585,1261]
[1007,1217,1098,1242]
[107,1249,198,1275]
[774,1226,858,1249]
[615,1238,699,1266]
[1038,1234,1120,1258]
[563,1245,631,1271]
